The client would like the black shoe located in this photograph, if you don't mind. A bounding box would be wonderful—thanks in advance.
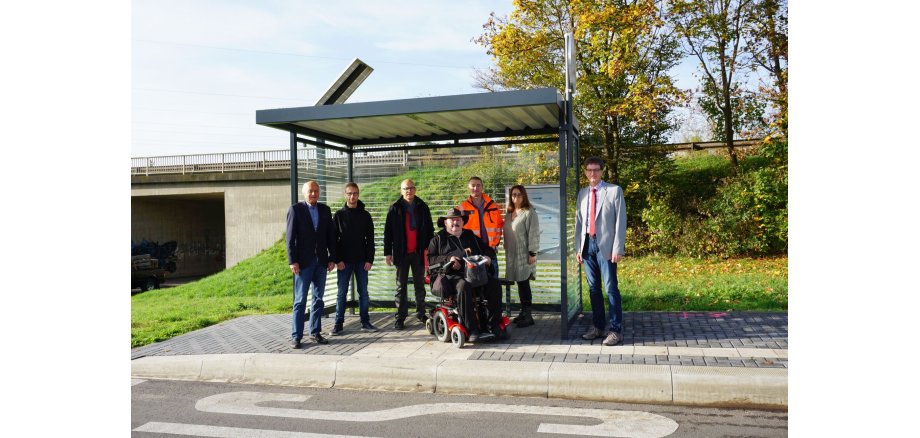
[290,338,301,349]
[515,311,534,328]
[416,313,429,323]
[310,333,329,345]
[468,329,480,342]
[394,320,405,330]
[330,325,344,336]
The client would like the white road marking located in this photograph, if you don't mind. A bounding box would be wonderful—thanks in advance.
[133,422,377,438]
[195,391,678,438]
[132,379,146,386]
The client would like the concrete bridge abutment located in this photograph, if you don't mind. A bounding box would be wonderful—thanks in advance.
[131,170,290,278]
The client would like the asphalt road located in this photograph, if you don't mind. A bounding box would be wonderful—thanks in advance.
[132,379,787,438]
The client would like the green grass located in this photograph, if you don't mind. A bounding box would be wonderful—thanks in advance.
[613,256,788,311]
[132,238,787,347]
[131,240,294,347]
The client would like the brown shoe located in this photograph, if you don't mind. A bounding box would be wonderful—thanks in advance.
[602,332,622,346]
[581,326,605,340]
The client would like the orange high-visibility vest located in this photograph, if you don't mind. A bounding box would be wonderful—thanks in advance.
[459,193,504,247]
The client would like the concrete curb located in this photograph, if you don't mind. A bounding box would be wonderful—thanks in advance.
[548,362,673,404]
[671,365,788,408]
[437,360,550,398]
[335,356,438,393]
[131,354,787,409]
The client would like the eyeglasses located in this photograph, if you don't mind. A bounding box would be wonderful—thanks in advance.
[345,192,359,196]
[401,186,416,191]
[585,168,602,173]
[511,193,523,198]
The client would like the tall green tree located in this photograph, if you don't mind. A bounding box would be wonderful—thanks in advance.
[746,0,787,138]
[697,79,765,141]
[475,0,684,184]
[669,0,757,170]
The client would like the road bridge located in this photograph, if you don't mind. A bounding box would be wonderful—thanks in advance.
[131,149,409,278]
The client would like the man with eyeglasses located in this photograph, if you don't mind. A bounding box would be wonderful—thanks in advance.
[383,179,434,330]
[575,157,627,346]
[331,182,377,335]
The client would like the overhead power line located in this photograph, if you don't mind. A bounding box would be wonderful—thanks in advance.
[133,38,483,70]
[133,128,281,139]
[134,87,308,101]
[133,121,268,130]
[133,107,251,116]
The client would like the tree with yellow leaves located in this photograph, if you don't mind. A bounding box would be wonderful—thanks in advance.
[476,0,685,184]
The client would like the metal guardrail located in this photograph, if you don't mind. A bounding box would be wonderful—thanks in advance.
[131,149,409,176]
[664,139,764,151]
[132,139,771,176]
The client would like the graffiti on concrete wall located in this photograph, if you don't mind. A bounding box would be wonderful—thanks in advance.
[177,231,225,263]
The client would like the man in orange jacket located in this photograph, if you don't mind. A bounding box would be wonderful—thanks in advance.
[459,176,504,277]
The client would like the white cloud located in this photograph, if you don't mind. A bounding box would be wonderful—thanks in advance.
[131,0,517,156]
[133,0,321,53]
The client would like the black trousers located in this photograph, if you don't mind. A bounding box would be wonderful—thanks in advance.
[516,279,533,307]
[455,276,502,331]
[394,252,427,321]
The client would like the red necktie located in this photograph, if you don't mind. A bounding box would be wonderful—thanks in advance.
[589,187,597,236]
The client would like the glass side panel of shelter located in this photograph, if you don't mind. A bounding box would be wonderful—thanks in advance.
[296,144,567,309]
[564,153,582,321]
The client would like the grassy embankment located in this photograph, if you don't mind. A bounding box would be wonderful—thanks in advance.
[132,153,787,348]
[131,241,786,347]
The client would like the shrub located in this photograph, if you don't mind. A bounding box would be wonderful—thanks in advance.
[630,144,787,258]
[701,166,788,256]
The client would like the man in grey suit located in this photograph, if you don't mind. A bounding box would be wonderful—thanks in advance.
[574,157,627,346]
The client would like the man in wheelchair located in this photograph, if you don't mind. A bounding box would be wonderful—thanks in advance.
[427,207,504,342]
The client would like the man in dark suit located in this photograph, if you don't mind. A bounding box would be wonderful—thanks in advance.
[286,180,336,348]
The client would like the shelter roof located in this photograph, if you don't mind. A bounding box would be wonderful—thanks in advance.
[256,87,563,147]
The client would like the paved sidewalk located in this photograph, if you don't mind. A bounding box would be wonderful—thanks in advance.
[131,311,787,368]
[131,311,788,408]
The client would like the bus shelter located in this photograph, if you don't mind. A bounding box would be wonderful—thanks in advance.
[256,87,582,338]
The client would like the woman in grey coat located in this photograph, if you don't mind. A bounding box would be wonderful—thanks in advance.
[502,185,540,327]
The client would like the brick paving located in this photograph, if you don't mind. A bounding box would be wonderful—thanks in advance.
[130,311,787,368]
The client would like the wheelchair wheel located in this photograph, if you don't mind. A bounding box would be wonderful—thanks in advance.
[433,311,450,343]
[425,318,434,335]
[450,326,465,348]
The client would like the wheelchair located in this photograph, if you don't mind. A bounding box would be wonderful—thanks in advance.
[424,262,511,348]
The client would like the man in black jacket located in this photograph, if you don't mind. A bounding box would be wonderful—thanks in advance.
[427,207,502,342]
[383,179,434,330]
[331,182,377,335]
[286,181,336,348]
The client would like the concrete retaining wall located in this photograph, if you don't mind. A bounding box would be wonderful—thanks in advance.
[131,172,290,273]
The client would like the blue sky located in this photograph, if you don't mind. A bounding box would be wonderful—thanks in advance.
[131,0,705,157]
[132,0,716,157]
[132,0,524,156]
